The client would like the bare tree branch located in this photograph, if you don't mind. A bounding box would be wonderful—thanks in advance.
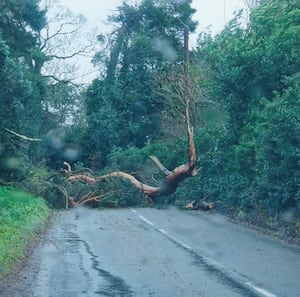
[40,0,99,83]
[149,155,172,176]
[5,128,42,142]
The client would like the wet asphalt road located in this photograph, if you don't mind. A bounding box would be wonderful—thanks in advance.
[30,207,300,297]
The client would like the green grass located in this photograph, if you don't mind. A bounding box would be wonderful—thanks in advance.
[0,186,51,275]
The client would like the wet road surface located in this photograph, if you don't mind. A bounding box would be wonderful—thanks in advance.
[26,208,300,296]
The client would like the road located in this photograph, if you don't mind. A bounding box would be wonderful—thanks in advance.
[2,207,300,297]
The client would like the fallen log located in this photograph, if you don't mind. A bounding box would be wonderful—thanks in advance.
[186,200,214,211]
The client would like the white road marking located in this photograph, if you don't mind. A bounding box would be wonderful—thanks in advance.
[139,215,155,226]
[159,229,192,250]
[246,282,277,297]
[135,211,277,297]
[158,228,167,234]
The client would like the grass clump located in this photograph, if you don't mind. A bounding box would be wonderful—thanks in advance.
[0,186,51,275]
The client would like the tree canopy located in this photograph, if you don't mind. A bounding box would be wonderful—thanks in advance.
[84,0,197,166]
[194,0,300,217]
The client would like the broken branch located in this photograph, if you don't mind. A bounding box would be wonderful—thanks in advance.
[5,128,41,142]
[149,155,172,175]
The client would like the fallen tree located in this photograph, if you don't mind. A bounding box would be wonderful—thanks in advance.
[64,120,196,201]
[63,73,197,204]
[62,25,199,206]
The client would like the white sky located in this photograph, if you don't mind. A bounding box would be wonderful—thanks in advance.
[59,0,245,36]
[48,0,246,83]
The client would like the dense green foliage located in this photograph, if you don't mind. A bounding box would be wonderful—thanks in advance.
[0,187,50,275]
[192,0,300,220]
[0,0,47,173]
[0,0,84,179]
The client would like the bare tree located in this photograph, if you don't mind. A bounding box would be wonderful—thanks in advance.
[38,0,99,126]
[39,0,99,84]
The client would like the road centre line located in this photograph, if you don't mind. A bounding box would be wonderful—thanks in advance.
[158,228,167,234]
[158,228,192,250]
[133,209,192,250]
[139,215,155,226]
[246,283,277,297]
[133,209,277,297]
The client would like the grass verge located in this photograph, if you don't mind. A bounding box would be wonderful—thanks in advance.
[0,186,51,275]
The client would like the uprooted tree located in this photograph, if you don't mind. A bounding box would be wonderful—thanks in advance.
[62,25,198,207]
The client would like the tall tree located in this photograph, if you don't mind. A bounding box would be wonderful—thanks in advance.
[0,0,47,175]
[194,0,300,215]
[85,0,197,167]
[0,0,94,176]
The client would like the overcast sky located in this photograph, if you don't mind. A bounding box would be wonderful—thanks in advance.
[59,0,245,36]
[50,0,246,83]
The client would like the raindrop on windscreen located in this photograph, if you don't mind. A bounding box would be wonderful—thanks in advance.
[3,157,20,169]
[281,208,296,223]
[47,132,64,149]
[151,37,177,61]
[63,148,79,162]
